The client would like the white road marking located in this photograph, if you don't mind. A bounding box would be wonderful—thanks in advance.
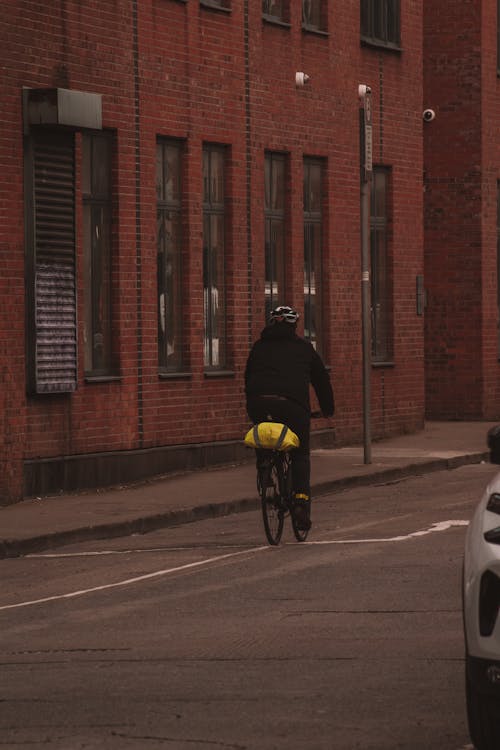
[27,544,250,558]
[300,520,469,545]
[1,520,468,612]
[26,520,469,558]
[0,545,269,612]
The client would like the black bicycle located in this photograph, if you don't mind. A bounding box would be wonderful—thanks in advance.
[257,442,309,545]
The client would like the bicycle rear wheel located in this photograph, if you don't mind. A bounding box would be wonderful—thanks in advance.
[285,454,310,542]
[260,459,285,545]
[291,507,310,542]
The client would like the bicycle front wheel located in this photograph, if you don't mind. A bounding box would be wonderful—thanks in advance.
[260,461,285,545]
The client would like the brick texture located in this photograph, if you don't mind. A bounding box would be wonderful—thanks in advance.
[424,0,500,419]
[0,0,425,502]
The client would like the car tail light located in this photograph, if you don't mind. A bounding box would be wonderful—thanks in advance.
[479,570,500,636]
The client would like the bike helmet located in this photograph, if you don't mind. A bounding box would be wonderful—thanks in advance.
[269,305,299,324]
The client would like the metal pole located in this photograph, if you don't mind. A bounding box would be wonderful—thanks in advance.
[359,85,372,464]
[360,176,372,464]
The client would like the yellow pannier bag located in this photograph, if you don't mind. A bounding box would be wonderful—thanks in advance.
[244,422,300,451]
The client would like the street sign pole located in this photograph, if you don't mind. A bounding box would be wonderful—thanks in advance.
[359,85,372,465]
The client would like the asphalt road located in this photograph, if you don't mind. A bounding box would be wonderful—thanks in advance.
[1,461,497,750]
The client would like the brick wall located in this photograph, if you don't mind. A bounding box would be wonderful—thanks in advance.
[424,0,500,419]
[0,0,425,503]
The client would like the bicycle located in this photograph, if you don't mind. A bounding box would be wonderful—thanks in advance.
[257,442,309,545]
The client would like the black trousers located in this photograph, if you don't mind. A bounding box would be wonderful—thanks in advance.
[246,396,311,498]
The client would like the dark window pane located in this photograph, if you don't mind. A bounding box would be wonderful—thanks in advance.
[373,3,384,40]
[271,157,284,211]
[303,0,322,29]
[361,0,399,46]
[373,170,386,217]
[164,145,181,204]
[158,209,183,371]
[264,153,286,319]
[303,158,323,352]
[157,139,184,372]
[370,168,391,361]
[203,149,210,203]
[372,229,389,359]
[92,137,111,195]
[306,162,322,212]
[210,150,224,205]
[203,145,226,369]
[387,1,398,44]
[263,0,283,19]
[264,157,271,210]
[156,146,164,202]
[361,0,371,37]
[82,137,91,196]
[83,132,113,375]
[265,218,285,316]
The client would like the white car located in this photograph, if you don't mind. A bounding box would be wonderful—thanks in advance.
[464,426,500,749]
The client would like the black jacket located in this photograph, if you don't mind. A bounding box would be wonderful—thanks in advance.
[245,323,334,416]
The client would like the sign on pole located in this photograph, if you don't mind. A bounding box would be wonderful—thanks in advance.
[363,90,373,179]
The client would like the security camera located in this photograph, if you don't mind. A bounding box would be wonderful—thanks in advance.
[358,84,372,98]
[295,72,310,87]
[423,109,436,122]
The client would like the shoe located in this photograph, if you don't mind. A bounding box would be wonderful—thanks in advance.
[293,500,311,531]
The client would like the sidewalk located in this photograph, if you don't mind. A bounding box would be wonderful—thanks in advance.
[1,421,497,559]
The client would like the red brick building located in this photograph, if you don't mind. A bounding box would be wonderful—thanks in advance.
[0,0,425,504]
[424,0,500,419]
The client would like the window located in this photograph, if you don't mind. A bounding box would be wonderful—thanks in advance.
[264,153,286,319]
[302,0,326,32]
[157,139,185,373]
[25,130,77,394]
[370,168,392,361]
[203,144,227,369]
[361,0,400,48]
[303,158,324,351]
[83,132,114,376]
[263,0,289,24]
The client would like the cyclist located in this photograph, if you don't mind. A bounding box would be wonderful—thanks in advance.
[245,305,334,531]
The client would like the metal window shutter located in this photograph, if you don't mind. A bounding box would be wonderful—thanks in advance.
[33,133,77,393]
